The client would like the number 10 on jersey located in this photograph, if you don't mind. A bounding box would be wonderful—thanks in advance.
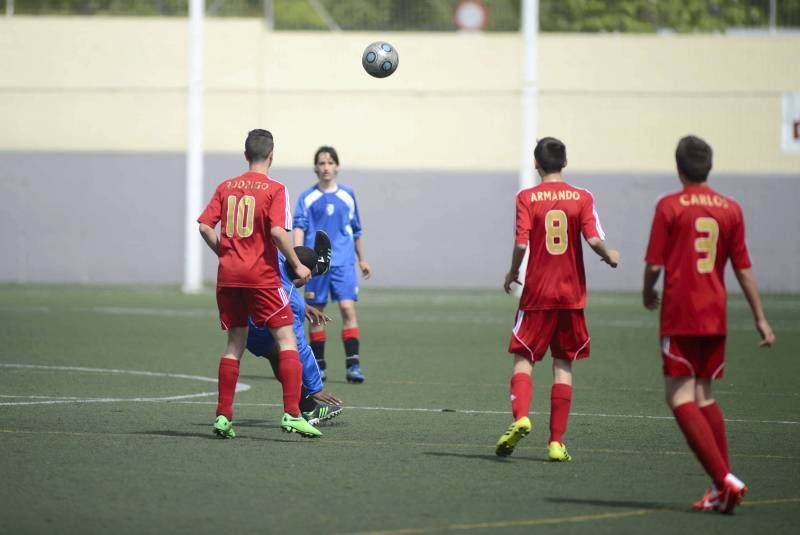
[225,195,255,238]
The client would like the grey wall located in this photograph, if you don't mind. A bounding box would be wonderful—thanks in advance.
[1,152,798,291]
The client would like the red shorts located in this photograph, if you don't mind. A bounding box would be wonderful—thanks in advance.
[508,309,590,362]
[660,336,726,379]
[216,286,293,330]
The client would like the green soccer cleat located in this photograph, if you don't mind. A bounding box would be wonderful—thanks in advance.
[547,441,572,462]
[303,403,343,426]
[495,416,531,457]
[281,413,322,438]
[213,415,236,439]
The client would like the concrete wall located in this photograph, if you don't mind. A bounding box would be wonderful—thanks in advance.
[0,17,799,172]
[1,152,798,291]
[1,18,798,289]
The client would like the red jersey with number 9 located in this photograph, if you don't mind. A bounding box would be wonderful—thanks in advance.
[516,181,605,311]
[198,171,291,288]
[645,184,751,336]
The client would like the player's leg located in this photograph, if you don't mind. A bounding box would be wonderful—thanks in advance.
[213,288,249,439]
[339,300,364,383]
[695,337,730,471]
[693,337,745,513]
[496,355,534,457]
[662,336,742,511]
[496,310,554,457]
[305,272,330,380]
[548,358,573,462]
[254,287,321,437]
[296,340,342,423]
[271,323,321,437]
[696,379,729,471]
[546,310,589,461]
[331,264,364,383]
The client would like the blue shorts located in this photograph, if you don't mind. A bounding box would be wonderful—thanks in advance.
[304,264,359,305]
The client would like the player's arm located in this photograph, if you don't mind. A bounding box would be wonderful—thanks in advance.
[734,268,775,347]
[271,227,311,284]
[504,244,526,294]
[305,305,331,326]
[580,192,618,268]
[354,237,372,279]
[586,237,619,268]
[312,390,342,405]
[292,228,305,248]
[643,200,670,310]
[642,264,662,310]
[198,223,220,256]
[292,194,307,247]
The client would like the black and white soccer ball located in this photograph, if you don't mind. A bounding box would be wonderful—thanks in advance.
[361,41,399,78]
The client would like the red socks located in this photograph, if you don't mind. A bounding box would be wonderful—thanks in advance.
[341,327,359,341]
[510,373,532,421]
[216,357,240,421]
[310,331,326,343]
[673,402,729,487]
[549,383,573,444]
[277,350,303,417]
[700,402,730,471]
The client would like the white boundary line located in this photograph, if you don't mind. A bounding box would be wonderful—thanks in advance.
[0,363,249,406]
[2,363,797,426]
[170,400,800,426]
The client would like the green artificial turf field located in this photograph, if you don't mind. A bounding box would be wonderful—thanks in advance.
[1,285,798,534]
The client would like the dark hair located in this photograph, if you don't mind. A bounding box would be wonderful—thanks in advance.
[675,135,712,183]
[534,137,567,173]
[314,146,339,166]
[245,129,274,163]
[284,246,317,280]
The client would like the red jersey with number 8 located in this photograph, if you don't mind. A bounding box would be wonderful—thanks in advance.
[516,181,605,311]
[645,184,751,336]
[198,171,291,288]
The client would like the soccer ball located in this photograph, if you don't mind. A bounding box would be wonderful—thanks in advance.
[361,41,399,78]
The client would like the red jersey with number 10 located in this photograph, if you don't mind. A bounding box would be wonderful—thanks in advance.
[198,171,291,288]
[516,181,605,311]
[645,184,751,336]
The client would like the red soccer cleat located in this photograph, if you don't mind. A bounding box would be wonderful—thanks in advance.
[716,474,748,514]
[692,485,718,512]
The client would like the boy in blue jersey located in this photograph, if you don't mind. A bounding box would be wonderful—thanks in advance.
[293,146,372,383]
[247,239,343,425]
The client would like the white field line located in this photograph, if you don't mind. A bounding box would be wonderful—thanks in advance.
[170,400,800,426]
[1,304,798,332]
[1,365,797,425]
[0,363,249,406]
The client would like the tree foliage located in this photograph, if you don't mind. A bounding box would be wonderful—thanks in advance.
[10,0,800,32]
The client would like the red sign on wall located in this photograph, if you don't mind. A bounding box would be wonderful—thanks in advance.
[794,120,800,140]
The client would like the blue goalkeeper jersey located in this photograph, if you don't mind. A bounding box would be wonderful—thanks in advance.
[293,184,362,267]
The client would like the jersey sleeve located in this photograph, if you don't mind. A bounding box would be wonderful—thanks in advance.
[268,185,291,231]
[515,192,531,246]
[197,188,222,228]
[580,191,605,241]
[292,192,308,231]
[350,192,363,239]
[729,205,752,270]
[644,200,669,266]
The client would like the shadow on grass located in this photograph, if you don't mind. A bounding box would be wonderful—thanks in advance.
[131,429,302,444]
[423,451,543,463]
[546,497,690,514]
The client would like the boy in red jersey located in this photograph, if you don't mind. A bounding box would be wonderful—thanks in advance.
[643,135,774,513]
[198,129,321,439]
[496,137,619,461]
